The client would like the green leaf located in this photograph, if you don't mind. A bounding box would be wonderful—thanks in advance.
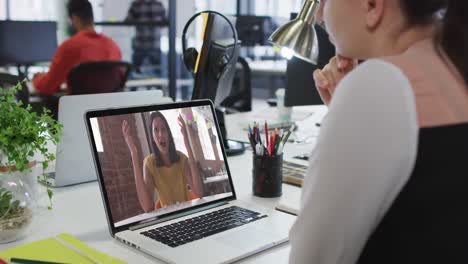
[0,84,63,210]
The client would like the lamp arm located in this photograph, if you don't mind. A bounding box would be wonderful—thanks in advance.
[299,0,321,25]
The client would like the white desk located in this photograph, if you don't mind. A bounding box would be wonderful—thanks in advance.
[0,105,326,263]
[226,105,327,146]
[125,78,193,89]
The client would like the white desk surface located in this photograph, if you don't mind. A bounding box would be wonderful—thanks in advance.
[0,105,326,263]
[125,78,193,88]
[226,105,327,145]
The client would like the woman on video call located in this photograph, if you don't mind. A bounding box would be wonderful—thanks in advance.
[290,0,468,263]
[122,111,204,212]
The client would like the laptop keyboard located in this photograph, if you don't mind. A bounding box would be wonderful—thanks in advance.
[140,206,267,248]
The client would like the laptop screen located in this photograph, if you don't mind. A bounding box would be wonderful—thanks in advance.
[86,101,235,229]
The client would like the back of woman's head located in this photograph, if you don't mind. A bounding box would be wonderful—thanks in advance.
[149,111,179,166]
[401,0,468,85]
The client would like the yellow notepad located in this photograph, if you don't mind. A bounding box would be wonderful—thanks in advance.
[0,233,126,264]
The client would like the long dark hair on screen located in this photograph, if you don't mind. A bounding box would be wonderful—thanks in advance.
[148,111,180,167]
[400,0,468,85]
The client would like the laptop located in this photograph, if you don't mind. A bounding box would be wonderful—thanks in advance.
[85,100,296,264]
[50,90,171,187]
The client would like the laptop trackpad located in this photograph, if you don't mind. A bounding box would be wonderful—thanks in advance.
[215,228,275,250]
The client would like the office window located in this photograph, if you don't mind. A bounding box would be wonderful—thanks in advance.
[9,0,57,20]
[195,0,236,15]
[7,0,101,21]
[254,0,302,18]
[0,0,6,19]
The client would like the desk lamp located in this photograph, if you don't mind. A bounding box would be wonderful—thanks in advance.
[268,0,321,64]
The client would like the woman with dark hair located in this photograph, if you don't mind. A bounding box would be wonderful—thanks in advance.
[290,0,468,263]
[122,112,203,212]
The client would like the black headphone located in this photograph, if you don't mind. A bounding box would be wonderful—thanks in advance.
[182,10,239,80]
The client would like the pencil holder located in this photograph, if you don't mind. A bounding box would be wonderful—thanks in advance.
[252,154,283,198]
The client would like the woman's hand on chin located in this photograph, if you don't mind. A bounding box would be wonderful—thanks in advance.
[313,55,358,105]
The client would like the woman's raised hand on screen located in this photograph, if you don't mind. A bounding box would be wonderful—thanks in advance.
[122,119,137,155]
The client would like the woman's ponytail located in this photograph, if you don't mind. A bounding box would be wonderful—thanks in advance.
[441,0,468,85]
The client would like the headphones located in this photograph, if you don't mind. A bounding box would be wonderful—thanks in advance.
[182,10,239,80]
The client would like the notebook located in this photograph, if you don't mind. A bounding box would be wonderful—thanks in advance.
[275,185,302,216]
[0,233,125,264]
[282,160,308,187]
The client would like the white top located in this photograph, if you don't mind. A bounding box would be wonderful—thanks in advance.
[289,60,420,264]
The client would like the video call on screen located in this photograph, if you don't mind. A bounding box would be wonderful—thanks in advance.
[90,106,233,227]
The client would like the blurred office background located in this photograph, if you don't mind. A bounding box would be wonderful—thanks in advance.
[0,0,312,102]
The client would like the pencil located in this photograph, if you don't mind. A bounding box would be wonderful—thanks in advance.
[283,125,295,144]
[271,131,278,156]
[264,121,269,149]
[274,135,282,155]
[248,134,256,154]
[10,258,67,264]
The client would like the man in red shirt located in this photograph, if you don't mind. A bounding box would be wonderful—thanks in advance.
[32,0,122,95]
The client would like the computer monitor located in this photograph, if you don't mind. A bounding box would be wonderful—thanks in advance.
[191,13,244,155]
[235,15,274,47]
[284,13,335,107]
[0,21,58,66]
[192,13,239,106]
[192,39,240,106]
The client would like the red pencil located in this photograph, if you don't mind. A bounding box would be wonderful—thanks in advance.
[269,133,275,156]
[264,121,269,155]
[271,130,277,156]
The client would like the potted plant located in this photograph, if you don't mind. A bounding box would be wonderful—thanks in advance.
[0,83,62,243]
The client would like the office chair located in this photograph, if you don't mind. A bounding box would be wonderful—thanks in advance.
[0,73,29,105]
[68,61,132,95]
[221,57,252,113]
